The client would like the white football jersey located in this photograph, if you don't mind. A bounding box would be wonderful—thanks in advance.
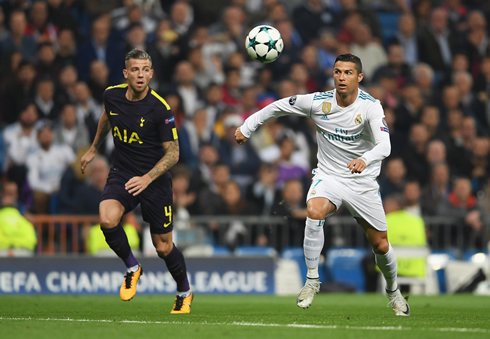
[240,89,391,179]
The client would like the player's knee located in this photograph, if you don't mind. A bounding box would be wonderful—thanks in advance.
[155,241,173,257]
[99,218,118,229]
[307,204,328,220]
[371,238,389,254]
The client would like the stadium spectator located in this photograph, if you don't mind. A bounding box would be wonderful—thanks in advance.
[403,124,431,185]
[221,181,259,248]
[420,106,445,142]
[87,60,109,104]
[76,15,124,83]
[2,61,37,125]
[289,63,310,94]
[0,181,37,253]
[172,164,197,228]
[226,52,254,89]
[26,121,75,214]
[270,19,302,80]
[460,10,488,79]
[73,81,100,142]
[292,0,335,44]
[275,130,308,188]
[453,71,487,134]
[383,107,407,158]
[47,0,77,33]
[350,23,387,83]
[53,103,90,153]
[188,47,224,91]
[221,67,242,107]
[122,23,147,55]
[417,8,457,78]
[379,158,407,198]
[3,103,39,189]
[197,162,230,216]
[391,13,418,67]
[469,138,489,192]
[300,44,328,93]
[54,29,77,69]
[208,5,247,52]
[372,44,411,89]
[272,178,307,247]
[437,177,483,245]
[25,1,59,43]
[246,163,281,216]
[56,65,78,106]
[403,180,423,217]
[413,63,436,104]
[0,10,37,63]
[169,1,194,38]
[174,61,204,118]
[178,108,219,171]
[218,114,260,187]
[394,83,425,134]
[189,143,219,194]
[204,83,225,130]
[34,78,61,121]
[421,162,451,216]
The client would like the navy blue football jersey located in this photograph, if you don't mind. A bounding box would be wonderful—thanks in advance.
[102,84,178,177]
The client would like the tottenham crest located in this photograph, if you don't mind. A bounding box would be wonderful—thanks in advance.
[355,114,362,125]
[322,102,332,114]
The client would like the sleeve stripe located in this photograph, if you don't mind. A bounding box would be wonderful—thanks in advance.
[172,128,178,140]
[151,90,171,110]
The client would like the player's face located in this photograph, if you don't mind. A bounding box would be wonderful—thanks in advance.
[333,61,363,95]
[123,59,153,93]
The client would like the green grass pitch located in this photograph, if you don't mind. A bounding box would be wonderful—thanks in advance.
[1,294,489,339]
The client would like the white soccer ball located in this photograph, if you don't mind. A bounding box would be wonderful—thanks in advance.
[245,25,284,64]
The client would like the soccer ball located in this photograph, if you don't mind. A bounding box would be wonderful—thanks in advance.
[245,25,284,63]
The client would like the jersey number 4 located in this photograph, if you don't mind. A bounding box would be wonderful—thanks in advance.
[164,206,172,227]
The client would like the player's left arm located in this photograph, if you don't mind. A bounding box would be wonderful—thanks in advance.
[125,140,179,196]
[348,102,391,174]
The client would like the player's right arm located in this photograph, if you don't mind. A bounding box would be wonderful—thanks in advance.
[236,94,313,144]
[81,110,111,174]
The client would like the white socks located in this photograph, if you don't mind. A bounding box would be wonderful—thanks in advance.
[375,243,398,291]
[127,264,139,273]
[303,217,325,279]
[177,290,192,298]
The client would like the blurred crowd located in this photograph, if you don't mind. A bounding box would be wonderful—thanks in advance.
[1,0,490,250]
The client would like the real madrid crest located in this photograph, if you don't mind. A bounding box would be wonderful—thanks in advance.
[322,102,332,114]
[310,190,316,195]
[355,114,362,125]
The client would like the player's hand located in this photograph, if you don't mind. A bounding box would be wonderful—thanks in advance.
[235,127,248,145]
[125,174,152,196]
[347,158,367,174]
[80,148,96,174]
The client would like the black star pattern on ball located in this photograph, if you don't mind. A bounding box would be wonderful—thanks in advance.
[247,37,258,49]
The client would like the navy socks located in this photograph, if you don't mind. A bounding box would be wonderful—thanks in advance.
[159,244,190,292]
[101,224,139,268]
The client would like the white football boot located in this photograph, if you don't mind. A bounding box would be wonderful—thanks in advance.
[387,288,410,316]
[297,278,321,309]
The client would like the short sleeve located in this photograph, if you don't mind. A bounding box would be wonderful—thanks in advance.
[155,106,178,143]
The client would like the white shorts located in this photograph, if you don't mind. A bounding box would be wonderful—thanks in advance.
[306,174,387,231]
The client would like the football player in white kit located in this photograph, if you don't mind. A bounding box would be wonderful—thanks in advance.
[235,54,410,316]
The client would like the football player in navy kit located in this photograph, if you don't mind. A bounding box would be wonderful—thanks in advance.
[81,49,192,314]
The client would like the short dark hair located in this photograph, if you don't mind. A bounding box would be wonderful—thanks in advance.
[125,48,152,68]
[334,53,363,74]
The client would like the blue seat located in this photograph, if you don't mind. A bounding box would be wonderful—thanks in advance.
[326,247,367,293]
[212,245,231,256]
[281,246,326,284]
[463,250,488,262]
[431,249,459,261]
[377,12,401,45]
[235,246,277,257]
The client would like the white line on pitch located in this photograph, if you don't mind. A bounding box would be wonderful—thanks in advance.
[0,317,488,334]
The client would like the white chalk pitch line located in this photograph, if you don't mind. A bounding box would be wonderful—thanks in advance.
[0,317,489,334]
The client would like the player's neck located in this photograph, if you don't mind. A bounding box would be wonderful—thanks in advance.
[125,85,149,102]
[336,88,358,108]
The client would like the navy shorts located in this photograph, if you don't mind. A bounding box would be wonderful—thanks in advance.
[101,168,173,234]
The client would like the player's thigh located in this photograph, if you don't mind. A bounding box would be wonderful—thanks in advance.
[343,181,388,232]
[99,199,125,228]
[356,217,389,254]
[307,198,336,220]
[140,178,173,235]
[306,176,344,219]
